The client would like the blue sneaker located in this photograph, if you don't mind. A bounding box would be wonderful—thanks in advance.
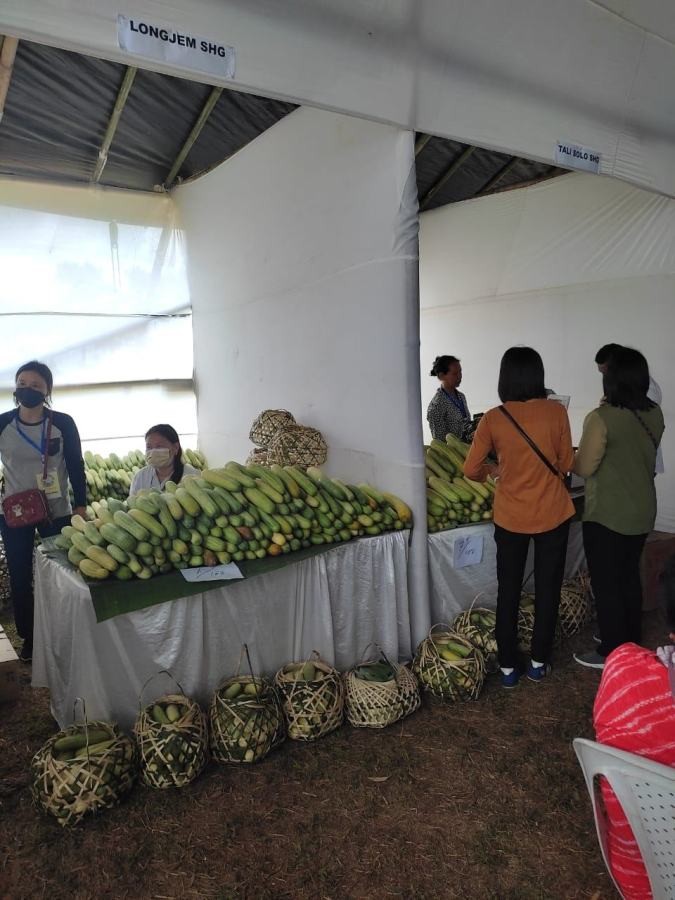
[501,669,520,689]
[527,662,551,683]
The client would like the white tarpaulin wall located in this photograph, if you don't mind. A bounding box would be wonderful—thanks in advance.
[0,178,197,454]
[5,1,675,198]
[419,171,675,532]
[174,106,430,643]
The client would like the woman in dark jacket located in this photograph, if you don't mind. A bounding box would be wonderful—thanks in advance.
[0,361,86,661]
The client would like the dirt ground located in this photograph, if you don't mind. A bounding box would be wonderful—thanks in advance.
[1,609,664,900]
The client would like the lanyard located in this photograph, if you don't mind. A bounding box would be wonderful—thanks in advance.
[15,412,48,463]
[443,389,466,417]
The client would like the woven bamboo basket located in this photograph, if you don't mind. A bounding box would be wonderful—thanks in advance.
[249,409,295,448]
[31,720,137,827]
[267,424,328,468]
[245,447,272,466]
[134,692,208,789]
[413,626,486,702]
[344,652,420,729]
[558,573,592,637]
[452,600,498,672]
[210,675,283,764]
[274,654,343,741]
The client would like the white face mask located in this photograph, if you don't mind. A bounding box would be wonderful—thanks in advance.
[146,448,172,468]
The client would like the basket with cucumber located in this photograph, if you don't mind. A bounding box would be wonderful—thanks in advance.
[134,676,208,789]
[344,649,420,729]
[210,674,284,765]
[452,603,498,671]
[275,654,344,741]
[31,718,137,827]
[413,626,486,701]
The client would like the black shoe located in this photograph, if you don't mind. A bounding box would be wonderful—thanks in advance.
[19,643,33,663]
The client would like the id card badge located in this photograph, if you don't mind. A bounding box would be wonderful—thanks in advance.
[37,471,62,498]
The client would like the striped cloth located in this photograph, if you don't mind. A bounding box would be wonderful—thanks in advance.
[593,643,675,899]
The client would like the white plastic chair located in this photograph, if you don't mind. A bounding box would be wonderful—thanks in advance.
[573,738,675,899]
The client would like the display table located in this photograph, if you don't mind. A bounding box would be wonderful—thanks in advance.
[428,521,586,623]
[32,531,411,729]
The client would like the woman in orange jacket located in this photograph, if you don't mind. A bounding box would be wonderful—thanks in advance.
[463,347,574,688]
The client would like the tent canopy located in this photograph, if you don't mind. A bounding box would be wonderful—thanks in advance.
[0,38,558,209]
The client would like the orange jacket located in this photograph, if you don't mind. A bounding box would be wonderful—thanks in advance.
[463,399,574,534]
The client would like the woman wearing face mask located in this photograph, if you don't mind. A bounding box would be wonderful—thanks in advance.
[129,424,199,496]
[0,361,86,662]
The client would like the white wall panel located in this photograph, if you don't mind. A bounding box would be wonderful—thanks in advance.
[420,172,675,531]
[175,106,429,641]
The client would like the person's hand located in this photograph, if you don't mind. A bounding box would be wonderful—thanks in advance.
[487,464,500,480]
[72,506,87,520]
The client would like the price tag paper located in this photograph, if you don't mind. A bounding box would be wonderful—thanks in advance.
[181,563,243,582]
[453,534,484,569]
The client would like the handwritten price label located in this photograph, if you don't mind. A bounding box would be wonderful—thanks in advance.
[452,534,484,569]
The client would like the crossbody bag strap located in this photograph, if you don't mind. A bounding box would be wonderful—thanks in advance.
[42,411,53,481]
[498,405,564,480]
[630,409,659,451]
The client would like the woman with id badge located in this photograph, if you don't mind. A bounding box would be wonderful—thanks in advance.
[0,361,86,662]
[129,424,199,496]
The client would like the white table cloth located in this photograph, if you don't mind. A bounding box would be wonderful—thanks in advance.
[32,531,411,729]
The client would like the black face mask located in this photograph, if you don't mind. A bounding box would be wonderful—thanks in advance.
[14,387,46,409]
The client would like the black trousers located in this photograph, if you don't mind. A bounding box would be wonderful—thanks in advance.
[0,514,71,649]
[494,519,571,668]
[583,521,647,658]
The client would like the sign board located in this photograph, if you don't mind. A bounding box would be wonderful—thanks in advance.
[453,533,484,569]
[181,563,243,583]
[117,15,236,80]
[555,141,601,174]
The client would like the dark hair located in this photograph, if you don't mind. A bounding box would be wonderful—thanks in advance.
[430,355,460,377]
[660,554,675,633]
[14,360,53,403]
[145,424,184,483]
[595,343,623,366]
[603,347,654,411]
[498,347,546,402]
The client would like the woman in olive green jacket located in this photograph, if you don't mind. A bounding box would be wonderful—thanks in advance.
[573,347,665,669]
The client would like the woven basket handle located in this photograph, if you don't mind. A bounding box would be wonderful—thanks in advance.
[468,592,485,613]
[71,696,106,762]
[357,643,400,683]
[138,669,185,711]
[429,622,452,638]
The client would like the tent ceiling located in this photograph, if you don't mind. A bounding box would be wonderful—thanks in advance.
[0,37,562,208]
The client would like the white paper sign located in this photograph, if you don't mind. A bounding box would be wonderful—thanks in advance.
[117,15,236,80]
[453,533,484,569]
[555,141,601,174]
[181,563,243,583]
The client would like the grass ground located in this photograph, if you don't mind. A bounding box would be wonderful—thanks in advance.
[2,607,661,900]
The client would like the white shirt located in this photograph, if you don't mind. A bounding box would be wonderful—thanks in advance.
[129,463,200,496]
[648,376,665,475]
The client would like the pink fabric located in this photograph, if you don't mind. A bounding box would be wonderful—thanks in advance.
[593,643,675,900]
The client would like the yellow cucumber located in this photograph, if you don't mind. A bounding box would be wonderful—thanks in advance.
[106,543,129,565]
[82,522,105,547]
[99,522,137,553]
[133,493,162,516]
[428,477,462,504]
[270,465,300,498]
[204,535,226,552]
[284,466,318,496]
[462,476,491,501]
[223,462,257,488]
[244,487,275,515]
[157,503,177,538]
[201,468,241,492]
[450,479,475,503]
[255,479,284,505]
[84,545,118,572]
[70,514,88,534]
[358,483,387,506]
[446,433,471,458]
[175,487,201,517]
[247,464,286,495]
[160,492,183,521]
[128,507,166,539]
[71,532,94,555]
[78,558,109,580]
[181,478,218,518]
[113,509,150,542]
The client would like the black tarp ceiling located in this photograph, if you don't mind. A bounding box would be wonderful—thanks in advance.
[0,37,561,208]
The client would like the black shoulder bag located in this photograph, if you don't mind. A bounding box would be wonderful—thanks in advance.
[498,406,565,481]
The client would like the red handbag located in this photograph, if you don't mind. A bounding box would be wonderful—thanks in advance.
[1,413,52,528]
